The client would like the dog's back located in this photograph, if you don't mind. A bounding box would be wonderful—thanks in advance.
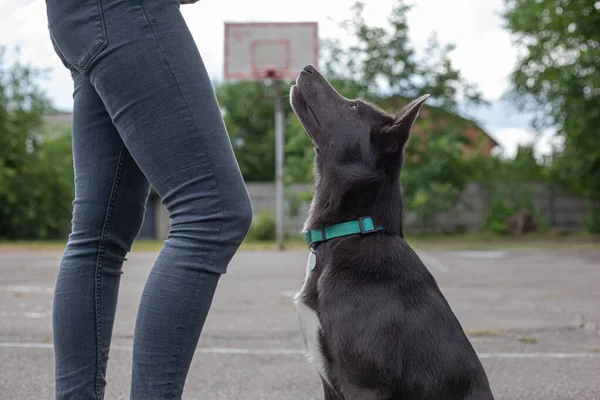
[299,235,493,400]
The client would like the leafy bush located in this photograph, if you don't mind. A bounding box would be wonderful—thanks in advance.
[477,145,548,235]
[484,200,524,235]
[585,203,600,234]
[287,192,302,218]
[247,209,276,241]
[0,128,74,239]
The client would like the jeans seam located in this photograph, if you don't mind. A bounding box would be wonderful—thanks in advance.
[135,1,225,395]
[94,143,127,398]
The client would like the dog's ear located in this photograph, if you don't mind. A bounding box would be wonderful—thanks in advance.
[376,94,430,154]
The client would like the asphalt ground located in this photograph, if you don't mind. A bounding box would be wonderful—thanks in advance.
[1,248,599,399]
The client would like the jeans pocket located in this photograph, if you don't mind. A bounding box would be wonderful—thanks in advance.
[46,0,108,71]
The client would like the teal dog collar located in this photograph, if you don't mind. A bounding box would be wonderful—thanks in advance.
[305,217,384,247]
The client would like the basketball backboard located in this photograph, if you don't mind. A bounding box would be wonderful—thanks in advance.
[224,22,319,80]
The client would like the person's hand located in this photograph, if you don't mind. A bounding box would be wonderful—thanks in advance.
[180,0,200,4]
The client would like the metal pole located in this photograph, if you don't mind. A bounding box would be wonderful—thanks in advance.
[273,79,285,250]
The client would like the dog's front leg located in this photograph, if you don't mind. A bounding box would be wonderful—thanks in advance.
[322,378,343,400]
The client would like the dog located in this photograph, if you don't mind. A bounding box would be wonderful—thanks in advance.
[290,65,495,400]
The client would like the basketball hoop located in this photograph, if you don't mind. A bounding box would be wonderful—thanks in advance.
[224,22,319,81]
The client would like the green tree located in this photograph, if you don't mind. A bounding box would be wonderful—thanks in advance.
[215,81,277,181]
[322,0,487,224]
[4,126,74,239]
[503,0,600,232]
[0,48,50,191]
[400,119,475,227]
[215,79,315,184]
[284,115,314,184]
[0,47,74,239]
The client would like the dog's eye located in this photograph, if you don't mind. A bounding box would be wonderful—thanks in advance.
[350,103,358,110]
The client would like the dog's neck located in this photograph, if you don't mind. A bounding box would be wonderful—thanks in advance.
[304,174,404,238]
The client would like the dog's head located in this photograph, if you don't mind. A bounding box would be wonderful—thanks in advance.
[290,65,429,189]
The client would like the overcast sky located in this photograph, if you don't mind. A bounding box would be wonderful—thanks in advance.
[1,0,560,157]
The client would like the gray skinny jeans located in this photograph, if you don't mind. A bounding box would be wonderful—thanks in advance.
[46,0,253,398]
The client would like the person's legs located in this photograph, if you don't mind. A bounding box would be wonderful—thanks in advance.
[53,71,151,400]
[47,0,253,398]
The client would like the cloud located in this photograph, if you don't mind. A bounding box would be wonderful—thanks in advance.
[406,0,517,100]
[1,0,73,109]
[491,127,563,159]
[463,99,534,131]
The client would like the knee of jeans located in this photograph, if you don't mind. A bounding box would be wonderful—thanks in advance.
[167,185,252,247]
[66,201,146,261]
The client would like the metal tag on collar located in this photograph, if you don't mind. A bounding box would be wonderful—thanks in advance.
[308,251,316,270]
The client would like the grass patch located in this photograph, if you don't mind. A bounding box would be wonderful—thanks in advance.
[404,231,600,251]
[0,238,309,252]
[1,231,599,252]
[465,329,508,337]
[519,337,538,344]
[0,240,67,251]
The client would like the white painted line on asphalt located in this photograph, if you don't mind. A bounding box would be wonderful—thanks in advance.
[2,342,600,359]
[0,311,51,319]
[477,352,600,359]
[0,342,53,349]
[0,342,303,354]
[452,251,509,259]
[417,252,450,273]
[0,285,54,294]
[195,347,305,355]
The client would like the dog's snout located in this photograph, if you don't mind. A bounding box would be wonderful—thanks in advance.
[303,65,315,74]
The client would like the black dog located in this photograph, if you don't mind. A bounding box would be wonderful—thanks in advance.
[291,65,494,400]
